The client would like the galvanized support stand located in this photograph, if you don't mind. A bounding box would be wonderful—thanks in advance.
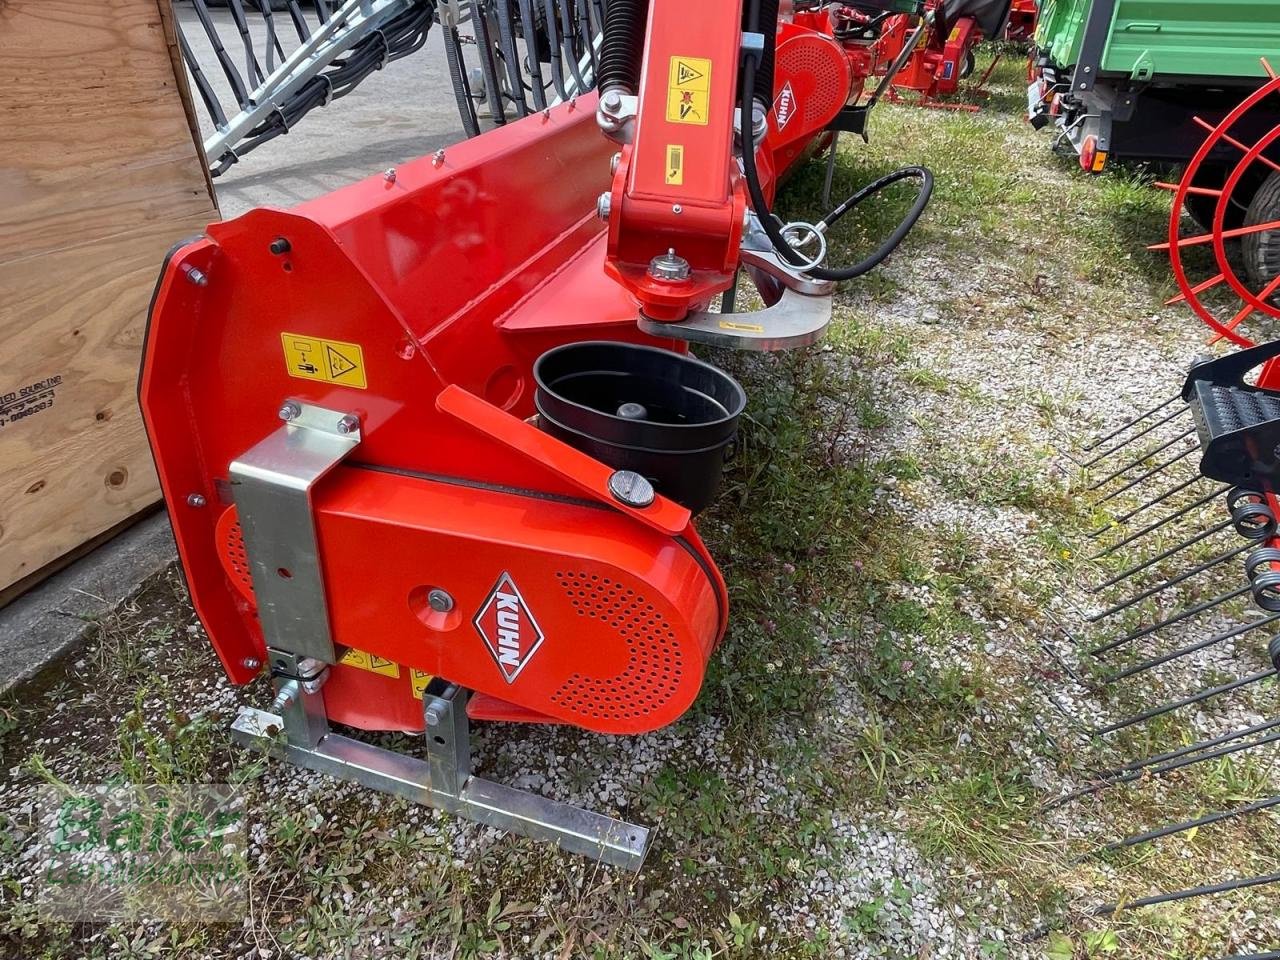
[228,400,651,871]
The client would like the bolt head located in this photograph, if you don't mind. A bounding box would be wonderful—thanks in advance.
[186,493,207,508]
[610,152,621,174]
[608,470,656,508]
[242,657,261,670]
[427,588,454,613]
[596,192,612,221]
[425,706,443,727]
[336,414,360,435]
[278,401,301,422]
[384,167,397,182]
[601,89,622,113]
[269,237,291,255]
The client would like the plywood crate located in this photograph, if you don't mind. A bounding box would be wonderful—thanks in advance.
[0,0,219,602]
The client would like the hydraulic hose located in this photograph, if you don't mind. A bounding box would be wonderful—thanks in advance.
[739,0,934,282]
[598,0,649,92]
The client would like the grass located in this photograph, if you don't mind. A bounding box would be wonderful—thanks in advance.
[1,47,1278,960]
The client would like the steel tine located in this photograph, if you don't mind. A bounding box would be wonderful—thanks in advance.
[1093,668,1277,736]
[1085,872,1280,918]
[1096,443,1198,505]
[1089,476,1217,538]
[1090,584,1251,656]
[1090,517,1232,593]
[1046,720,1280,809]
[1102,614,1280,683]
[1093,794,1280,856]
[1088,425,1198,491]
[179,28,229,130]
[1085,543,1248,623]
[557,0,587,91]
[286,1,312,42]
[1082,394,1181,452]
[542,0,570,99]
[443,6,482,138]
[519,0,548,110]
[252,0,284,75]
[225,0,266,89]
[471,0,509,124]
[1089,485,1226,560]
[1114,718,1280,777]
[494,0,531,116]
[189,0,253,109]
[1082,404,1189,468]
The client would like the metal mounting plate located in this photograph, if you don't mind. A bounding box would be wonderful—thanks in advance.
[639,285,833,351]
[230,402,360,663]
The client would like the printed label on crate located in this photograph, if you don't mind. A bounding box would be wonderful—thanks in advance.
[667,56,711,126]
[339,648,400,678]
[0,375,62,430]
[280,333,367,389]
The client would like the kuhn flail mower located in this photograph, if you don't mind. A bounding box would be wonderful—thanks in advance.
[140,0,932,866]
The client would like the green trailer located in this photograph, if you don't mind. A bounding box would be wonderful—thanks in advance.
[1028,0,1280,175]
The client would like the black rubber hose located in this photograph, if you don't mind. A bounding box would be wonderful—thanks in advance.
[598,0,648,92]
[754,0,779,106]
[739,0,933,282]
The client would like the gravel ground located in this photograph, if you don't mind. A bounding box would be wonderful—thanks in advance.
[1,54,1277,960]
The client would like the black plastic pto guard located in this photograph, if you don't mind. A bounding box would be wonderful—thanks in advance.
[1183,340,1280,488]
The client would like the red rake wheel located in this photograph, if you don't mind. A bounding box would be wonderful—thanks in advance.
[1160,60,1280,348]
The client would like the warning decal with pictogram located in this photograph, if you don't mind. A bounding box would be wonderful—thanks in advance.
[666,56,711,126]
[280,332,368,389]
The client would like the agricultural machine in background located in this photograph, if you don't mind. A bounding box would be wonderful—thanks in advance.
[1028,0,1280,179]
[878,0,1014,111]
[140,0,936,865]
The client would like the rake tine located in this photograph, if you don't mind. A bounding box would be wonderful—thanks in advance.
[1088,426,1198,491]
[1102,614,1280,683]
[1045,720,1280,809]
[1083,405,1189,468]
[1114,717,1280,777]
[519,0,548,110]
[225,0,266,89]
[557,0,587,91]
[1092,794,1280,856]
[286,1,313,43]
[494,0,531,116]
[189,0,254,109]
[1090,517,1233,593]
[178,28,229,130]
[1090,476,1218,538]
[1089,485,1227,560]
[1089,584,1250,656]
[1082,394,1181,452]
[1085,872,1280,918]
[1096,443,1199,506]
[1085,544,1249,623]
[471,0,509,124]
[542,0,570,99]
[1092,669,1277,736]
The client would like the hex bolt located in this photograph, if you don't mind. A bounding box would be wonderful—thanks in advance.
[186,493,207,508]
[608,470,656,507]
[269,237,291,255]
[279,401,301,422]
[428,588,455,613]
[601,89,622,114]
[271,680,300,714]
[432,149,445,167]
[596,192,612,221]
[336,414,360,435]
[610,152,621,174]
[182,264,208,286]
[424,705,444,727]
[672,204,683,214]
[384,167,397,182]
[242,657,261,670]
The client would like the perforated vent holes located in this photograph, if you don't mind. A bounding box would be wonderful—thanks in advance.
[216,508,256,605]
[551,571,686,723]
[778,39,846,127]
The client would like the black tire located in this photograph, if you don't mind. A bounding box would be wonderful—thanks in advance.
[1183,163,1249,232]
[960,50,975,79]
[1243,169,1280,291]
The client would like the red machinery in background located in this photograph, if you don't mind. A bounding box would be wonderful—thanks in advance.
[879,0,1013,110]
[139,0,932,867]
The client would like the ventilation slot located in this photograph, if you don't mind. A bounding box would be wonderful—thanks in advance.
[550,571,685,723]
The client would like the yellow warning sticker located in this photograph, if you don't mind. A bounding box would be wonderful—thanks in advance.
[409,669,433,700]
[339,648,401,678]
[665,144,685,185]
[719,319,765,333]
[667,56,711,126]
[281,332,367,389]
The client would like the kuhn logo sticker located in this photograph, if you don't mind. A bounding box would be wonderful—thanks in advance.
[474,572,546,683]
[775,82,797,131]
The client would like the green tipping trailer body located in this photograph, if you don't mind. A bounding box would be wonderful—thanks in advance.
[1029,0,1280,169]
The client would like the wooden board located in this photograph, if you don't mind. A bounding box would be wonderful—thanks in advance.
[0,0,219,598]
